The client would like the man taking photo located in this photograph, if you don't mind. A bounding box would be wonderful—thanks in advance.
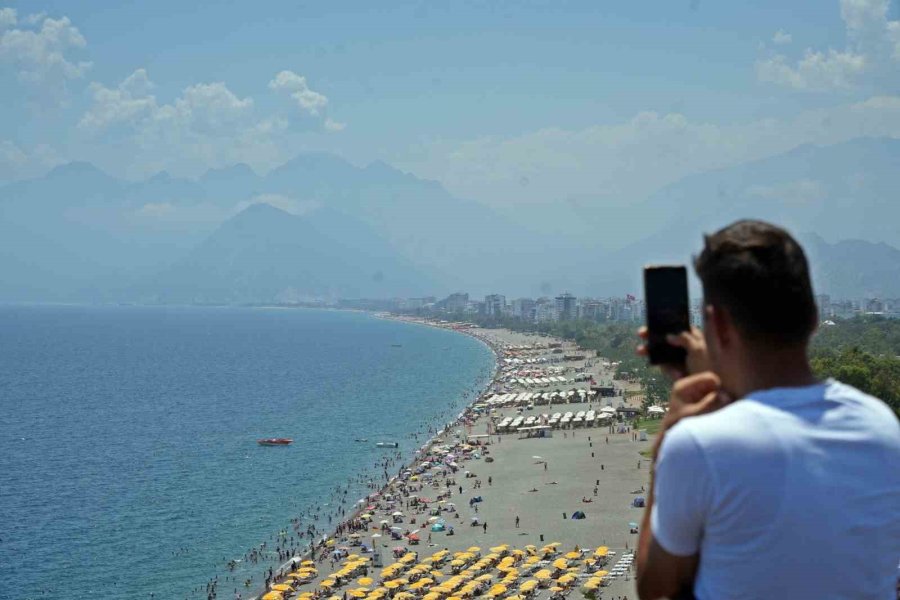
[635,220,900,600]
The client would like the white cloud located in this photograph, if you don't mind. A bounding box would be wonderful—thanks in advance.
[79,69,287,178]
[0,13,91,90]
[0,139,63,181]
[396,96,900,209]
[772,30,792,45]
[0,7,16,28]
[757,0,900,91]
[23,12,47,26]
[79,68,156,131]
[269,70,329,116]
[324,118,346,132]
[757,49,866,90]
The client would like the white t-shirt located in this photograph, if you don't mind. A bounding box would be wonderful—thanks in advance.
[651,379,900,600]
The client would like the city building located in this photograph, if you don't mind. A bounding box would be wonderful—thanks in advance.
[511,298,536,321]
[555,292,577,321]
[535,298,556,322]
[484,294,507,317]
[443,292,469,312]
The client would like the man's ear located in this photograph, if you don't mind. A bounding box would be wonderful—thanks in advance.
[707,304,732,349]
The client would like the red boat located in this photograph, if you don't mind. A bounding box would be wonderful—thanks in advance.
[257,438,293,446]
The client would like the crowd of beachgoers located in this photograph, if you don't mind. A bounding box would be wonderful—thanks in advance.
[184,319,651,600]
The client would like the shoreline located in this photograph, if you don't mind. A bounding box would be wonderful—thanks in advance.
[248,315,653,600]
[245,316,504,600]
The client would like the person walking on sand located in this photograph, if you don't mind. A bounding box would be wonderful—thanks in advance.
[515,515,520,528]
[483,522,487,533]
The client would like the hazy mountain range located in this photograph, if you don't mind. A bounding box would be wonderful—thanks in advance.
[0,137,899,303]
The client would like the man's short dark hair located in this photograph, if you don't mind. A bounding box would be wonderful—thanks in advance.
[694,220,817,346]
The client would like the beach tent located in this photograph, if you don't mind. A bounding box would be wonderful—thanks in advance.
[571,511,586,520]
[632,497,646,507]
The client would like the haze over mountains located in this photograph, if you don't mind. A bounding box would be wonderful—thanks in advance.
[1,137,898,303]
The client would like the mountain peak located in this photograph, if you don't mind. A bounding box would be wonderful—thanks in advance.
[199,162,259,183]
[46,161,114,182]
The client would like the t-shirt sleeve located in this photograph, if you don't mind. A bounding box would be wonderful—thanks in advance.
[650,423,712,557]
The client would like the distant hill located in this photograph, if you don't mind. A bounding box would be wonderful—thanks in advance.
[804,234,900,299]
[143,203,437,303]
[1,137,899,301]
[0,153,565,301]
[634,137,900,248]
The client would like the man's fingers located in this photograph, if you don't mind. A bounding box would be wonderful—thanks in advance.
[672,371,721,404]
[637,326,648,340]
[666,331,696,349]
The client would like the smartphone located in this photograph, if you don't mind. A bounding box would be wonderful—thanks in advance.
[644,265,690,366]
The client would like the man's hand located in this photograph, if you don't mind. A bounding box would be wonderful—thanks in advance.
[637,326,709,380]
[651,371,730,461]
[638,372,728,600]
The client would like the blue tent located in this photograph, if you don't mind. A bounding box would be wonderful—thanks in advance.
[632,497,646,507]
[571,511,586,520]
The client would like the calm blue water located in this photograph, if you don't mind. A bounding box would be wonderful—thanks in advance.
[0,306,494,600]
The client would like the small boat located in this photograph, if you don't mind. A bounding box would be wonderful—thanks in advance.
[376,441,399,448]
[355,438,369,442]
[258,438,293,446]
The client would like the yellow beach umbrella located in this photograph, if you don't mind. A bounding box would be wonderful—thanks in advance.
[490,545,508,554]
[302,560,316,566]
[358,577,374,586]
[593,546,609,557]
[549,586,565,593]
[320,580,336,588]
[261,593,283,600]
[486,584,507,597]
[271,584,293,592]
[466,546,481,553]
[564,551,581,560]
[325,539,335,547]
[348,590,367,598]
[430,570,445,579]
[594,570,609,577]
[534,570,551,580]
[551,558,568,570]
[422,593,441,600]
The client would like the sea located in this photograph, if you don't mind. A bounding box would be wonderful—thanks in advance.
[0,305,495,600]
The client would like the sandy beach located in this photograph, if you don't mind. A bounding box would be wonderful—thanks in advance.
[249,320,654,600]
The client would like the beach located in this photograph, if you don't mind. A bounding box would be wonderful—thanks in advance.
[251,319,654,600]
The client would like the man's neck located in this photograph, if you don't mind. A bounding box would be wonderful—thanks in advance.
[730,345,818,399]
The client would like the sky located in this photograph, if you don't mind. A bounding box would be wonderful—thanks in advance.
[2,0,900,213]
